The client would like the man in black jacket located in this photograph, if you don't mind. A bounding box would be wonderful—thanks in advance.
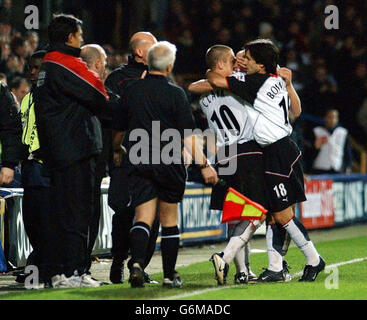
[0,82,22,186]
[106,31,159,284]
[34,14,109,288]
[80,44,118,274]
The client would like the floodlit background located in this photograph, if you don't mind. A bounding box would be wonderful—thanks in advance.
[0,0,366,300]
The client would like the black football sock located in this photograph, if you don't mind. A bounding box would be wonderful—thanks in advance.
[143,214,160,269]
[161,226,180,280]
[129,222,150,268]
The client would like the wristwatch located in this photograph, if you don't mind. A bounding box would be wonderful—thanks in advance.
[199,159,211,169]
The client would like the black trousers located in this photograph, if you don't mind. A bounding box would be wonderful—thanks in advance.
[22,186,51,269]
[21,160,51,277]
[46,157,96,278]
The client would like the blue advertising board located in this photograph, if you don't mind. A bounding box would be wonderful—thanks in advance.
[2,174,367,267]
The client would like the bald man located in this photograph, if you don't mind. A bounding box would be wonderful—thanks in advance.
[105,32,157,96]
[81,44,107,81]
[81,44,115,276]
[106,32,159,285]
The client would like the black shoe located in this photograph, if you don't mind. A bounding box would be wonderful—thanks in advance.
[110,259,124,284]
[129,263,145,288]
[256,269,286,283]
[234,272,248,284]
[283,260,292,282]
[15,272,29,284]
[144,272,158,284]
[210,252,229,285]
[299,256,325,282]
[163,272,183,288]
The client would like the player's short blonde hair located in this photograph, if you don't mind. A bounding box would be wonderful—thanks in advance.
[206,45,232,69]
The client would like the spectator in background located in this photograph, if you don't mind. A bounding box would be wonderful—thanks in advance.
[25,31,40,55]
[150,0,169,37]
[0,79,22,186]
[5,54,25,80]
[11,37,28,59]
[234,4,257,37]
[303,65,338,116]
[0,72,6,84]
[216,27,234,48]
[310,109,352,174]
[9,76,29,108]
[166,0,190,42]
[0,0,12,31]
[232,21,248,53]
[174,28,194,73]
[7,36,27,77]
[356,79,367,143]
[0,41,11,71]
[258,22,282,50]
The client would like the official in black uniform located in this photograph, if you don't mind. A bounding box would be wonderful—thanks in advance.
[110,41,218,288]
[106,31,160,284]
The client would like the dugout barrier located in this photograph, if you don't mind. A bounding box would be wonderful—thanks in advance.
[1,174,367,268]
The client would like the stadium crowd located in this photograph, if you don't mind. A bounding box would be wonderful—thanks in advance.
[1,0,366,172]
[0,0,365,288]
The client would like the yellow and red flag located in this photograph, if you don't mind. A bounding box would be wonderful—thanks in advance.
[221,187,267,223]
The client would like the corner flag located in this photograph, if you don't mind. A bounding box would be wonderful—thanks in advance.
[221,187,267,223]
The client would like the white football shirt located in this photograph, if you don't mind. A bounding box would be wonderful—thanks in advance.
[227,73,293,146]
[199,88,255,149]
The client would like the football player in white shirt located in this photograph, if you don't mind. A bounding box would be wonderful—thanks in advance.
[190,48,291,284]
[189,45,268,285]
[207,39,325,283]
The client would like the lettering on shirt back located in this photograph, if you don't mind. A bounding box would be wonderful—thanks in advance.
[266,81,283,99]
[201,89,225,108]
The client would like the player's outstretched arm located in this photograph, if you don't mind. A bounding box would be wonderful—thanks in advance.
[188,79,213,94]
[277,67,301,120]
[183,134,218,185]
[206,70,229,89]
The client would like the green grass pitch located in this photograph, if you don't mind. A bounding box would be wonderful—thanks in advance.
[1,236,366,300]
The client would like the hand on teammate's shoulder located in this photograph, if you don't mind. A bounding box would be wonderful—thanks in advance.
[277,67,292,86]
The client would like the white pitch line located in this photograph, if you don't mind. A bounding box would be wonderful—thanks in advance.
[291,257,367,278]
[157,257,367,300]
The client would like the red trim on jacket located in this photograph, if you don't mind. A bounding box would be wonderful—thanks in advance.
[118,77,142,86]
[43,51,109,99]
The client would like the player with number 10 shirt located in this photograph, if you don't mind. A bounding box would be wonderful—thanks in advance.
[207,39,325,283]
